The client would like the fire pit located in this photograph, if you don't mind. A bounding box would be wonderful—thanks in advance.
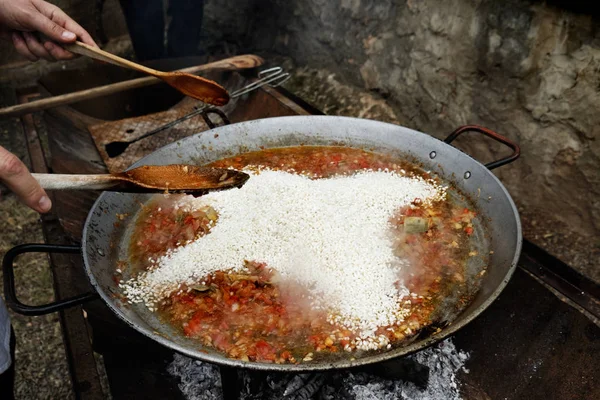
[5,58,600,399]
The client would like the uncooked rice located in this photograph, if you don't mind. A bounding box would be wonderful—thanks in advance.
[121,168,446,348]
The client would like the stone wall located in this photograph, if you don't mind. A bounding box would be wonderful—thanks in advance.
[204,0,600,241]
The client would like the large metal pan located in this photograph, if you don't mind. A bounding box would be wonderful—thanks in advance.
[3,116,521,371]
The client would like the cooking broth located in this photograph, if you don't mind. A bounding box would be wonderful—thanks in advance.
[121,146,488,364]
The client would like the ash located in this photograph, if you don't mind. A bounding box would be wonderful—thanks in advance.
[168,339,469,400]
[167,355,222,400]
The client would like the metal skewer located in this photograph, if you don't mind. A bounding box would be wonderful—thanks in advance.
[104,67,291,158]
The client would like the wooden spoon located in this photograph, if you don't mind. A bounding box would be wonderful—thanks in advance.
[32,165,249,194]
[63,41,230,106]
[0,55,263,119]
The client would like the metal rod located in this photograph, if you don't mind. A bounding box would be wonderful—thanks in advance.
[124,68,290,144]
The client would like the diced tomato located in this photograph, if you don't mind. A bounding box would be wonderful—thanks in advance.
[308,335,323,346]
[237,285,253,298]
[219,321,229,330]
[255,340,276,361]
[465,226,474,235]
[212,333,232,351]
[257,293,273,305]
[176,294,196,305]
[405,235,418,245]
[184,312,203,336]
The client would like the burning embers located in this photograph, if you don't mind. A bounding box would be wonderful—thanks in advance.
[167,339,470,400]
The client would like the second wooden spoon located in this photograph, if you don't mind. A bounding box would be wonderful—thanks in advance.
[63,41,230,106]
[32,165,249,194]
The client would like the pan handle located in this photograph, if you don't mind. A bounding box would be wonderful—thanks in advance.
[443,125,520,170]
[2,244,98,316]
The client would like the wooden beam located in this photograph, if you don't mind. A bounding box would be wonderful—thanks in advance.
[18,91,107,399]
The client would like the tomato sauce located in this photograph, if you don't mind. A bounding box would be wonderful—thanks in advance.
[126,146,483,364]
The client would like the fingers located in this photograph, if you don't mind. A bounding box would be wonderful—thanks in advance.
[8,0,98,62]
[43,40,74,60]
[11,31,71,61]
[25,4,76,44]
[32,0,97,47]
[0,146,51,214]
[12,32,37,61]
[22,32,52,60]
[56,12,97,47]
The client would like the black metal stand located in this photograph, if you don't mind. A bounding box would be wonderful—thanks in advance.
[219,366,242,400]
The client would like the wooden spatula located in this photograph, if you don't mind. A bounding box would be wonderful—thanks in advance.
[63,41,230,106]
[32,165,249,194]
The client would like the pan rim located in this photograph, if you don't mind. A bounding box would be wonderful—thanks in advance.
[82,115,522,371]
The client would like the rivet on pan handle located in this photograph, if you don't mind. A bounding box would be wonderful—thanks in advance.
[2,244,98,316]
[443,125,521,170]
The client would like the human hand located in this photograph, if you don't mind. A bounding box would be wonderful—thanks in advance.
[0,0,97,61]
[0,145,51,213]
